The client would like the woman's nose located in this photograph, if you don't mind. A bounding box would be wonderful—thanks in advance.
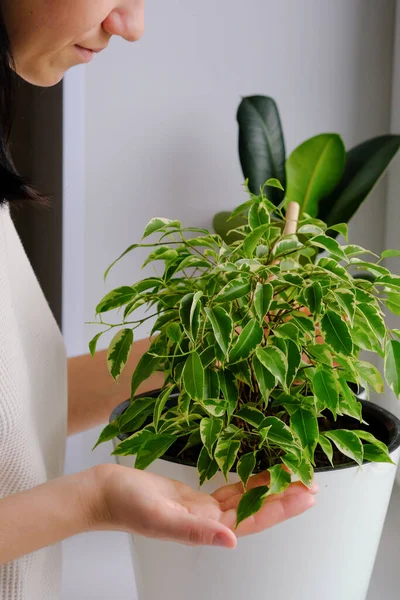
[102,2,145,42]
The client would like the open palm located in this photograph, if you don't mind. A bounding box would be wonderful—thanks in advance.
[101,465,317,548]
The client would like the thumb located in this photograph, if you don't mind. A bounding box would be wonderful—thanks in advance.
[163,513,237,549]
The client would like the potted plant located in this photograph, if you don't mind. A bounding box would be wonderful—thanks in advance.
[90,184,400,600]
[213,95,400,242]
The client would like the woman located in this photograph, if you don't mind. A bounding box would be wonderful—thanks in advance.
[0,1,317,598]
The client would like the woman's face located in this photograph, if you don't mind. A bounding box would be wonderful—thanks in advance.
[3,0,145,86]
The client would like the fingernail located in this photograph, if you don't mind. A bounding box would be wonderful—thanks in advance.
[310,481,319,494]
[213,533,230,548]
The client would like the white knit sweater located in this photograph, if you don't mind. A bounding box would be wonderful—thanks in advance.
[0,205,68,599]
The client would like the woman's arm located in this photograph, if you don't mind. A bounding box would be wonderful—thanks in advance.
[0,463,317,564]
[67,338,164,436]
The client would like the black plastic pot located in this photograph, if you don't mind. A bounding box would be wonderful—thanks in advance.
[110,389,400,473]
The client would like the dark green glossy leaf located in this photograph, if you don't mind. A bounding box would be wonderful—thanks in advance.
[198,446,219,485]
[183,352,205,400]
[243,225,270,258]
[215,279,251,303]
[266,464,291,496]
[290,407,319,462]
[135,434,177,470]
[254,282,273,322]
[255,346,288,389]
[252,354,276,403]
[215,437,241,479]
[313,366,339,418]
[205,306,234,356]
[235,406,266,428]
[89,332,103,357]
[112,429,154,456]
[237,452,257,489]
[318,436,333,467]
[96,286,136,314]
[237,95,286,203]
[200,417,224,457]
[218,370,239,415]
[319,135,400,226]
[131,351,162,399]
[93,421,120,450]
[236,485,270,528]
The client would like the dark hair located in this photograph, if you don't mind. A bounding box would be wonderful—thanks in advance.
[0,6,42,205]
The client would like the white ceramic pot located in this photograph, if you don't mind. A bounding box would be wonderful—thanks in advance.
[113,401,400,600]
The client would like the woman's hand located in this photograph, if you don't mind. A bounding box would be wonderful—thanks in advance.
[91,464,318,549]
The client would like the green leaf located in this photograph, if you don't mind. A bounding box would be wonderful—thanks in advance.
[310,235,347,261]
[243,224,270,258]
[215,437,241,479]
[297,224,325,236]
[93,421,120,450]
[286,340,301,388]
[252,354,276,403]
[384,340,400,397]
[135,434,176,470]
[237,452,257,489]
[213,212,246,243]
[131,350,161,399]
[255,346,288,389]
[236,485,270,528]
[375,275,400,290]
[313,366,339,418]
[362,445,395,464]
[303,282,323,317]
[107,329,134,382]
[166,322,182,343]
[356,303,386,346]
[202,399,228,418]
[183,352,205,401]
[218,370,239,415]
[215,278,251,303]
[112,428,154,456]
[249,203,270,230]
[290,407,319,462]
[318,436,333,467]
[154,387,175,433]
[236,406,266,428]
[204,368,220,400]
[321,310,353,356]
[381,249,400,259]
[230,360,253,388]
[142,246,179,267]
[333,289,356,325]
[327,223,348,241]
[254,282,273,322]
[266,464,291,496]
[323,430,364,465]
[119,396,156,430]
[319,135,400,226]
[229,319,263,364]
[354,360,384,394]
[142,217,181,239]
[200,417,224,457]
[89,332,104,357]
[96,286,136,314]
[272,235,303,258]
[281,452,313,487]
[205,306,233,356]
[338,379,363,422]
[286,133,346,217]
[260,416,297,452]
[180,293,201,342]
[198,446,219,485]
[151,310,178,335]
[266,178,285,191]
[237,96,286,204]
[386,293,400,316]
[352,430,390,455]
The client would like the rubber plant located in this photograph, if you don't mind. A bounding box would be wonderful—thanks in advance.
[213,95,400,242]
[91,181,400,527]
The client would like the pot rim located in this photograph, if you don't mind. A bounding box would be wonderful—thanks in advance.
[110,389,400,474]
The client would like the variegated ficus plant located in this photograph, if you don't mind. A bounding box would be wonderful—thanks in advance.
[91,180,400,527]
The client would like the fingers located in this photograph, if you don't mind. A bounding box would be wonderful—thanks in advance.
[219,480,317,513]
[220,491,316,536]
[160,511,238,549]
[212,470,271,503]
